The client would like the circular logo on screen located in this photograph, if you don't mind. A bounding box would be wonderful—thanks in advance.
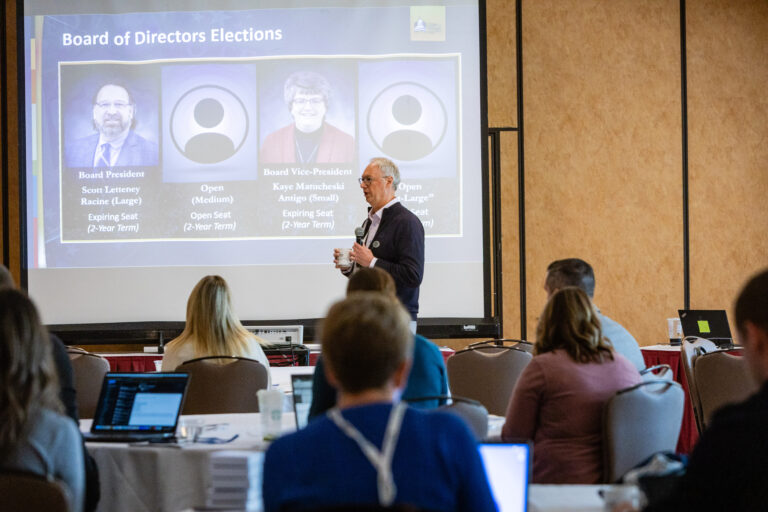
[170,85,249,164]
[366,82,447,161]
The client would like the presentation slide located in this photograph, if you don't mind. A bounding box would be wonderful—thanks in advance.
[22,1,488,328]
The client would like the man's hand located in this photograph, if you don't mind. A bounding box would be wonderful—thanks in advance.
[333,248,351,270]
[351,242,374,268]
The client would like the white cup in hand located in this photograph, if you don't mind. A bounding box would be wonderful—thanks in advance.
[335,248,352,268]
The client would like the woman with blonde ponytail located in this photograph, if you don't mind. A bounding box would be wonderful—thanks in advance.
[161,275,271,384]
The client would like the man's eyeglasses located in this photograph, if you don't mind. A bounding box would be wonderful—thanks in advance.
[95,102,132,110]
[358,176,387,186]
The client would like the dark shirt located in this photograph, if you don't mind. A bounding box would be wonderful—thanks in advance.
[360,202,425,320]
[263,403,497,512]
[645,380,768,511]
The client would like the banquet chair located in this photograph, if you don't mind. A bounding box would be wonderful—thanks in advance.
[680,336,718,433]
[693,349,758,430]
[468,338,535,353]
[66,347,110,419]
[447,345,532,416]
[179,356,269,414]
[640,364,674,382]
[0,470,71,512]
[602,380,685,483]
[406,395,489,440]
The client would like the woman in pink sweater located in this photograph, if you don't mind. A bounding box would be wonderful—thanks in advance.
[502,287,642,483]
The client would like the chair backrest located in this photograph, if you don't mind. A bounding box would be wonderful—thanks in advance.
[179,356,269,414]
[640,364,674,382]
[693,349,758,430]
[446,346,532,416]
[67,347,110,419]
[407,394,489,440]
[680,336,718,432]
[0,470,71,512]
[602,380,685,483]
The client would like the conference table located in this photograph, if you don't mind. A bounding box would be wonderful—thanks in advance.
[84,410,632,512]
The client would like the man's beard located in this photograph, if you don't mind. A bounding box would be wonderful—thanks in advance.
[97,115,128,139]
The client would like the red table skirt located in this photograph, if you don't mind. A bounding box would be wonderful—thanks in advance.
[105,346,456,372]
[641,349,698,454]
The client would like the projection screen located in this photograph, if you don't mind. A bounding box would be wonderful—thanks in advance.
[21,0,494,337]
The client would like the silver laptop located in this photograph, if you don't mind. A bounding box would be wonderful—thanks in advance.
[478,440,531,512]
[83,372,189,443]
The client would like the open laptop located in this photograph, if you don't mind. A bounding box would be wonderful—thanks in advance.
[83,372,189,443]
[291,373,314,430]
[478,440,531,512]
[678,309,734,347]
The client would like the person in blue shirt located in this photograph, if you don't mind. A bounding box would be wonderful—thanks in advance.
[263,293,497,512]
[309,267,447,420]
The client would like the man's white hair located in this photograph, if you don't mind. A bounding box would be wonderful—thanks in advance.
[369,157,400,190]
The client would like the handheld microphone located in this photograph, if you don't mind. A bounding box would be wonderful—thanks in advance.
[355,227,365,245]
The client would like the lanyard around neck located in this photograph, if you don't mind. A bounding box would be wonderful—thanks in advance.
[327,402,407,507]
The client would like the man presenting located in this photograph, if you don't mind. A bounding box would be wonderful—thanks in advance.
[66,83,158,168]
[334,157,425,321]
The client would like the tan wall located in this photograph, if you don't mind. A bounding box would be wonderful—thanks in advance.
[687,0,768,328]
[483,0,767,347]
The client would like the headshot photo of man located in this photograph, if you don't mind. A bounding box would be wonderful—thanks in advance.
[259,71,355,164]
[65,83,158,168]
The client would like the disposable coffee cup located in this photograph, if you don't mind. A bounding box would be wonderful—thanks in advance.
[257,389,284,440]
[336,248,352,268]
[667,318,682,345]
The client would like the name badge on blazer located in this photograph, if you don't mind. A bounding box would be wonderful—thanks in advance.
[372,241,380,248]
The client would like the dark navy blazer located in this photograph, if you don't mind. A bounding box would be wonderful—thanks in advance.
[362,201,425,320]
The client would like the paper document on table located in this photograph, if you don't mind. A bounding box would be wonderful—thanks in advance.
[207,451,265,511]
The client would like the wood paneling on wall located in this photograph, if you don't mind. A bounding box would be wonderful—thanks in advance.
[687,0,768,322]
[520,0,684,344]
[486,0,518,127]
[499,133,521,338]
[2,0,21,283]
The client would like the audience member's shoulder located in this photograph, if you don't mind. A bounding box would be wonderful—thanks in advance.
[34,408,80,439]
[414,335,441,355]
[609,351,640,371]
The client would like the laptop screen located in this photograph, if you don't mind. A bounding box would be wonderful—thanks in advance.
[478,441,531,512]
[678,309,733,343]
[91,372,188,434]
[291,373,314,429]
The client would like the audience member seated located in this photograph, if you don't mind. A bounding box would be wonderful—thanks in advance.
[161,275,271,385]
[263,293,497,512]
[0,288,85,512]
[502,287,642,484]
[0,265,100,511]
[644,268,768,511]
[545,258,645,371]
[309,267,448,420]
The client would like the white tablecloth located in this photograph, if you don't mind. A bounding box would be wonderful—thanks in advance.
[84,413,295,512]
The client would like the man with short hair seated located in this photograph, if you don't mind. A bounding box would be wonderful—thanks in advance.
[262,292,497,512]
